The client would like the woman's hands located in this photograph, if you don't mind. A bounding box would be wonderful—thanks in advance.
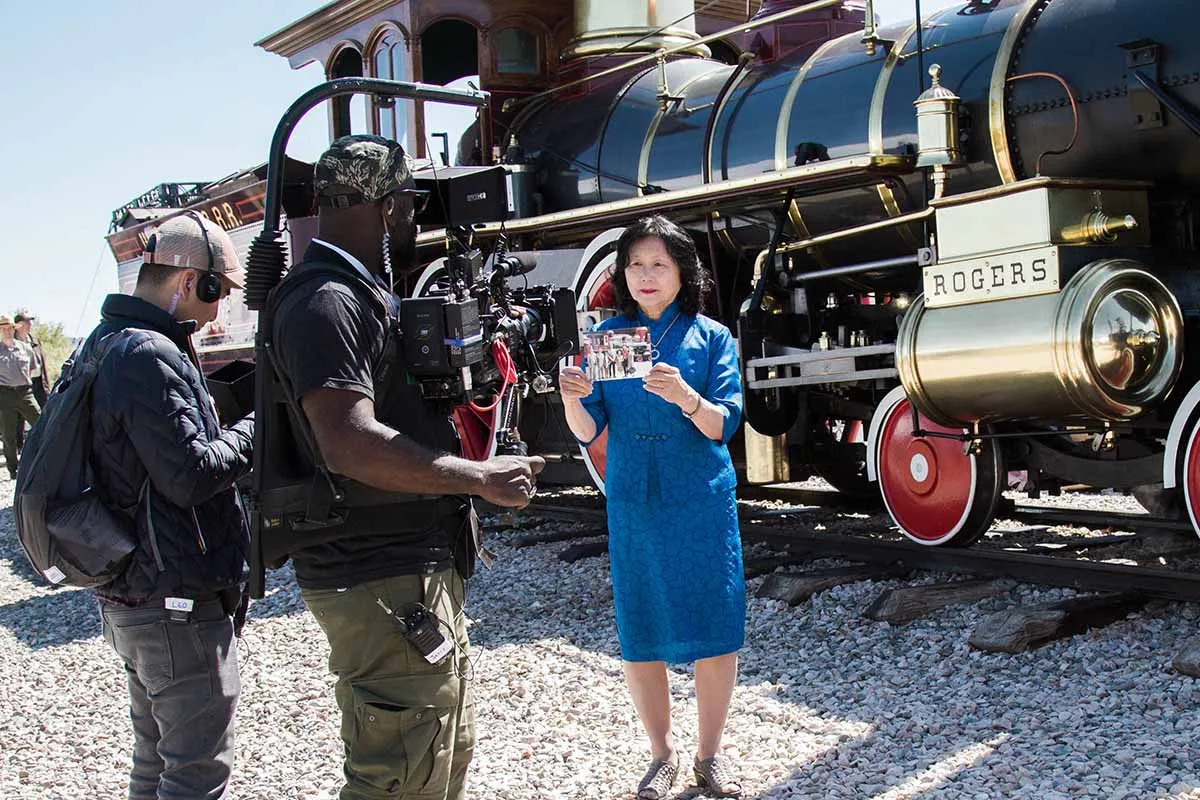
[559,365,599,443]
[558,366,594,402]
[643,363,698,411]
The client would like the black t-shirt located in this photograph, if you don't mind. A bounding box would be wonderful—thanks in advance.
[269,243,463,588]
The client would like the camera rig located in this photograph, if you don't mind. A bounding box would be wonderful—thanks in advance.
[243,78,577,598]
[401,225,578,455]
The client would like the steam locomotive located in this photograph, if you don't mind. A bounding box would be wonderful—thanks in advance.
[133,0,1195,548]
[394,0,1200,548]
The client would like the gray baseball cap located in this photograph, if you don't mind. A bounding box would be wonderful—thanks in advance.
[143,214,244,289]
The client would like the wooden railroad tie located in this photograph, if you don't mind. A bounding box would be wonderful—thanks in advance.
[865,578,1017,624]
[756,564,909,606]
[558,540,610,562]
[743,549,818,578]
[513,527,605,548]
[968,593,1150,653]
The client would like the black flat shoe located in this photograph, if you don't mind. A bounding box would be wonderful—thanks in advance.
[694,755,742,798]
[637,755,679,800]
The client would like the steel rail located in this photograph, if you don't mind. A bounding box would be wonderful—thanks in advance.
[742,521,1200,603]
[514,492,1200,603]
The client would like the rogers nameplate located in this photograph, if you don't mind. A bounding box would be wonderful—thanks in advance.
[923,245,1060,308]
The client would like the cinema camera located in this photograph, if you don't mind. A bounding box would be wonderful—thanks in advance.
[401,165,578,454]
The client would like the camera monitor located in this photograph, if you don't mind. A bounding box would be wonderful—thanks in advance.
[414,165,509,228]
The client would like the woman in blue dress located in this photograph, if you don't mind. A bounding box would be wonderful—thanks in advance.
[560,215,745,799]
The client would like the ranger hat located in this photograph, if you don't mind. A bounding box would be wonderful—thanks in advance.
[314,134,416,209]
[0,315,12,326]
[143,213,244,289]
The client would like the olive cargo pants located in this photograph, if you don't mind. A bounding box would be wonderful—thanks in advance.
[0,384,39,478]
[302,568,474,800]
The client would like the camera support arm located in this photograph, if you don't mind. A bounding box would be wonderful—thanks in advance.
[245,78,490,311]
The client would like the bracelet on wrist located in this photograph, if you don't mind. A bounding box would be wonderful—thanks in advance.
[682,393,703,418]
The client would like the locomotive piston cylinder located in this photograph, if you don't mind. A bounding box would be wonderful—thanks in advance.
[895,260,1184,427]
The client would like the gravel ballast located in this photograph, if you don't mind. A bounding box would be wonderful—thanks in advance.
[2,478,1200,799]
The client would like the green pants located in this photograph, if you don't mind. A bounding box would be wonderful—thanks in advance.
[0,385,39,478]
[302,568,475,800]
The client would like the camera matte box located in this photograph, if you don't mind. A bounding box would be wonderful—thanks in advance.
[414,166,509,228]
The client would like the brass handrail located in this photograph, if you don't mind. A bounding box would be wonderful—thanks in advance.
[750,206,935,289]
[415,153,915,251]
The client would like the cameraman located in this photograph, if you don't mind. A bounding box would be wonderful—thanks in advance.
[265,134,543,800]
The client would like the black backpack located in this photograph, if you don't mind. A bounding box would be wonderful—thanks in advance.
[14,331,138,588]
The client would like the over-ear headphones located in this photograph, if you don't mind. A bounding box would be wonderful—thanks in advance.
[143,211,222,304]
[187,213,223,304]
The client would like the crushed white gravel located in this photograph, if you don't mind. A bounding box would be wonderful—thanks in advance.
[2,476,1200,800]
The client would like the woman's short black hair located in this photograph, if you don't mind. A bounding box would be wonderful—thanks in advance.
[611,215,713,318]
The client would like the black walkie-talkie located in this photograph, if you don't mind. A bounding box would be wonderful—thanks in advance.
[376,598,453,664]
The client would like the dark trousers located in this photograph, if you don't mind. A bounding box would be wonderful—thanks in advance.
[0,384,39,477]
[302,568,475,800]
[100,598,240,800]
[15,377,46,450]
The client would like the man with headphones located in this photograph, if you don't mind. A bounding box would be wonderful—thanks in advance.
[81,211,255,799]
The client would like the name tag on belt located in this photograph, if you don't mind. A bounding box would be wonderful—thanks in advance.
[164,597,194,612]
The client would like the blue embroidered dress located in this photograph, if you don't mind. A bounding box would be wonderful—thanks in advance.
[580,301,746,663]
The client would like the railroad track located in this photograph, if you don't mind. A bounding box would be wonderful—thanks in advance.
[502,490,1200,604]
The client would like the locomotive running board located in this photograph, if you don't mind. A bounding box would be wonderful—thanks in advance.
[745,343,898,389]
[415,153,914,249]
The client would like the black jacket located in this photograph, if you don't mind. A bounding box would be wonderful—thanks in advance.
[88,294,253,603]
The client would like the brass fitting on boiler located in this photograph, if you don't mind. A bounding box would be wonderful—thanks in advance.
[1061,211,1139,244]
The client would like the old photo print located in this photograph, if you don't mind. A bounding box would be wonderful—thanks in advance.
[581,327,654,382]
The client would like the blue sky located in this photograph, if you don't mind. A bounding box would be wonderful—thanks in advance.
[0,0,957,337]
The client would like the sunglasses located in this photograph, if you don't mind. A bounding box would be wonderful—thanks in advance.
[393,187,431,216]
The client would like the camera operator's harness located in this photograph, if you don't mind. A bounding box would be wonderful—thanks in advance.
[241,79,499,599]
[251,258,479,588]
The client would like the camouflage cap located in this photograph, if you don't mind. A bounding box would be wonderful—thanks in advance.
[314,134,414,208]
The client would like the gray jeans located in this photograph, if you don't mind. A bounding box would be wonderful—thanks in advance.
[100,598,240,800]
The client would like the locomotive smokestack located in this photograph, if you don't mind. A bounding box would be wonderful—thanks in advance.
[562,0,709,61]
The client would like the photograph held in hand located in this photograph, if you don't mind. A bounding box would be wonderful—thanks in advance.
[581,327,654,382]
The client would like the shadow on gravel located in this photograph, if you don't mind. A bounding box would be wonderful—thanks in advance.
[247,565,309,621]
[0,585,100,648]
[0,506,43,585]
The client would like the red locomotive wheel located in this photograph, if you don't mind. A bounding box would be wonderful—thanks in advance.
[875,393,1003,547]
[569,228,624,494]
[1180,419,1200,538]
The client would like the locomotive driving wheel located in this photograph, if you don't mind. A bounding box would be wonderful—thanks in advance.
[872,388,1003,547]
[566,228,626,494]
[1179,417,1200,539]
